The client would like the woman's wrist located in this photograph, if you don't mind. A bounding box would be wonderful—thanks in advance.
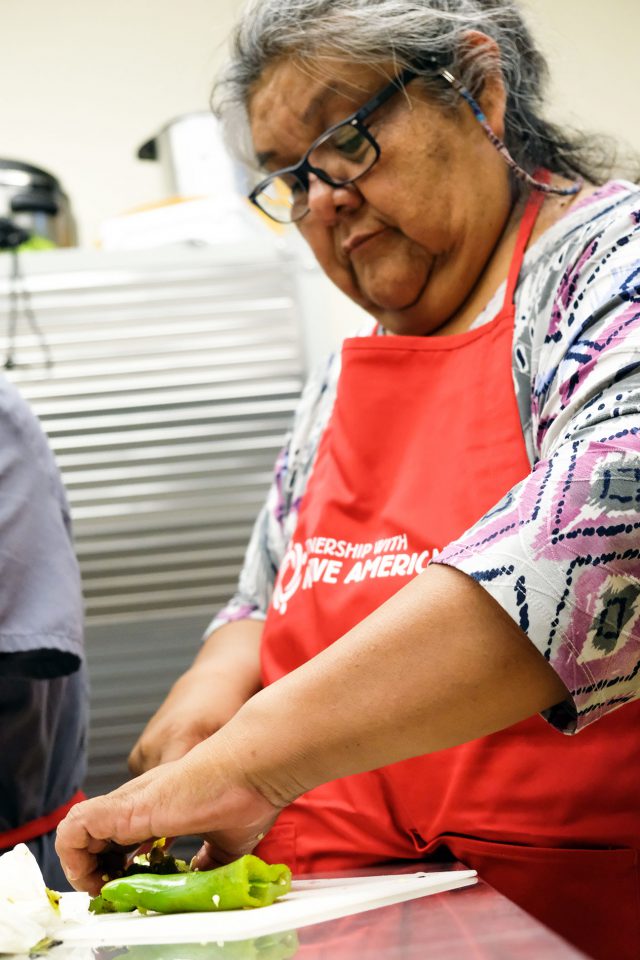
[187,620,264,700]
[212,685,315,810]
[175,658,259,706]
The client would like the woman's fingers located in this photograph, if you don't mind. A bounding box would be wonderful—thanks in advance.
[127,662,254,776]
[129,731,198,775]
[128,707,235,776]
[127,737,151,775]
[55,797,134,893]
[56,769,172,891]
[192,810,279,871]
[128,717,187,774]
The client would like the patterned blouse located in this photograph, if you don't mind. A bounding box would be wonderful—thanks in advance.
[209,181,640,735]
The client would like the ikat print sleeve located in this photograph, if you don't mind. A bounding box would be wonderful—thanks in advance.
[434,192,640,733]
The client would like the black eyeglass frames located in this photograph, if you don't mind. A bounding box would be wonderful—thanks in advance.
[248,51,582,225]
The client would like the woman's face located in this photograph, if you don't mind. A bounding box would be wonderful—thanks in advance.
[248,56,512,336]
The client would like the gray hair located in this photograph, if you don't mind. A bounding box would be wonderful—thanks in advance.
[212,0,619,185]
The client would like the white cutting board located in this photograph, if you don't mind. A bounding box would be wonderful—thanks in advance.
[59,870,477,945]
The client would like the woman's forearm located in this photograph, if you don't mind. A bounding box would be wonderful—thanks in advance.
[191,619,264,696]
[221,564,568,806]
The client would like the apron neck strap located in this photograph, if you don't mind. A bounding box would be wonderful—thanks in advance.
[503,168,551,309]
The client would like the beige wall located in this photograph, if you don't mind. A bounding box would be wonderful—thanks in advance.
[2,0,245,246]
[523,0,638,152]
[2,0,637,284]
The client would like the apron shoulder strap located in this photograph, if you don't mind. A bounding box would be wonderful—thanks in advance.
[503,168,551,309]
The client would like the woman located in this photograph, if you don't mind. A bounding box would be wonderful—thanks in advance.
[57,2,640,957]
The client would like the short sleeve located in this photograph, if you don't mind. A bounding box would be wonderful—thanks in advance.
[433,194,640,733]
[0,376,83,659]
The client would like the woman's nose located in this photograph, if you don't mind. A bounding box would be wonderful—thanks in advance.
[306,173,361,224]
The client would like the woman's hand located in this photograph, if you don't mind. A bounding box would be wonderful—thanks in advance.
[128,621,263,775]
[56,730,281,894]
[128,667,248,773]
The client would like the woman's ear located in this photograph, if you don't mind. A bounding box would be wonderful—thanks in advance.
[457,30,507,138]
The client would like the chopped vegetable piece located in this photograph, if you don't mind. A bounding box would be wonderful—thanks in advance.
[92,855,292,914]
[124,843,189,877]
[45,888,61,912]
[88,893,123,914]
[29,937,63,955]
[97,836,188,884]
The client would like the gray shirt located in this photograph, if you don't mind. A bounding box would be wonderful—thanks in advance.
[0,373,86,889]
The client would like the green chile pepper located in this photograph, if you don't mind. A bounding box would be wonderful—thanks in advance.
[95,855,292,914]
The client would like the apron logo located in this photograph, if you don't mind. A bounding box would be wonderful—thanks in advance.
[272,541,307,614]
[271,534,437,614]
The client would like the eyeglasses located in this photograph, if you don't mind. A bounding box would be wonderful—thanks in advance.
[249,56,583,225]
[249,64,423,224]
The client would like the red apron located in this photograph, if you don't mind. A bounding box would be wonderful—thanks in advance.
[256,188,640,960]
[0,790,86,852]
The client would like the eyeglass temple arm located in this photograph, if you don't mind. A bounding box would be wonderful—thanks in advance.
[351,53,446,124]
[352,66,420,123]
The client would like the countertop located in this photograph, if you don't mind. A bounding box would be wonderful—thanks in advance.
[47,864,590,960]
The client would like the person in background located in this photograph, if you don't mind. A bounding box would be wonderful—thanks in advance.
[57,1,640,957]
[0,369,87,889]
